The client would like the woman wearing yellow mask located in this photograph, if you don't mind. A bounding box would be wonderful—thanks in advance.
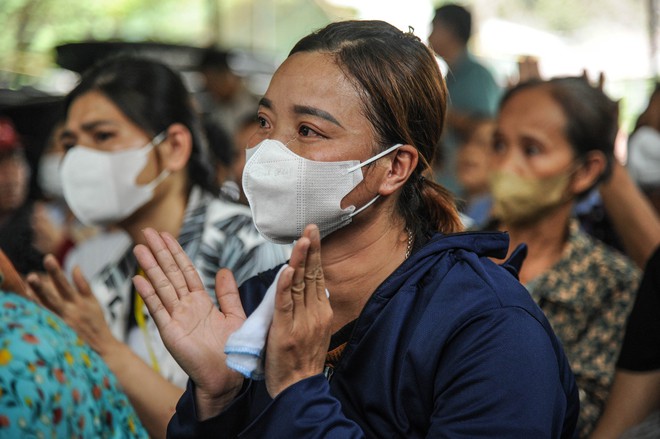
[488,77,641,437]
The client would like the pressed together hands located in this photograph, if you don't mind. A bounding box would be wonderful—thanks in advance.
[24,224,333,420]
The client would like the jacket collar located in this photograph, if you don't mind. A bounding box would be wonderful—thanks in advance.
[371,231,510,301]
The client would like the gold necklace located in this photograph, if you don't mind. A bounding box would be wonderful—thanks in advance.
[405,228,414,260]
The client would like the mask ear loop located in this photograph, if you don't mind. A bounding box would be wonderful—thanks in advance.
[348,194,380,218]
[345,143,404,218]
[346,143,403,173]
[151,131,168,146]
[143,130,171,189]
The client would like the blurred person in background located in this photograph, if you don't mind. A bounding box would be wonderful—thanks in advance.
[455,116,495,228]
[31,119,101,268]
[428,3,501,195]
[588,76,660,269]
[588,84,660,439]
[206,111,259,206]
[203,117,240,201]
[197,47,259,137]
[226,111,260,206]
[25,55,290,438]
[33,117,133,281]
[0,116,44,275]
[590,244,660,439]
[627,83,660,216]
[487,76,641,437]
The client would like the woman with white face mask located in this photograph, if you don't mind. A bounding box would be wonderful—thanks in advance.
[485,77,641,437]
[131,21,579,437]
[25,56,290,438]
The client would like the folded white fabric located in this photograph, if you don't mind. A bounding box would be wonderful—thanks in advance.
[225,265,288,380]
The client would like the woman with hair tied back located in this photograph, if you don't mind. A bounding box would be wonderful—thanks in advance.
[25,56,290,438]
[487,77,641,437]
[133,20,579,437]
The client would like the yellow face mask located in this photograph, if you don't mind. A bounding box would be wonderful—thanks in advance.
[490,168,575,226]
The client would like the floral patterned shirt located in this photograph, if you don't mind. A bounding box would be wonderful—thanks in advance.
[0,292,147,438]
[526,219,641,438]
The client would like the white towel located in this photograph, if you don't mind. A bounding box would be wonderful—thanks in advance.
[225,265,287,380]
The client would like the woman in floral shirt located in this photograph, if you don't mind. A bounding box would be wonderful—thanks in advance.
[488,77,641,437]
[0,291,147,438]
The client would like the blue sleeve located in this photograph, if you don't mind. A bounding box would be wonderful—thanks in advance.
[237,375,364,438]
[167,376,364,438]
[167,310,577,437]
[429,307,578,438]
[167,380,251,438]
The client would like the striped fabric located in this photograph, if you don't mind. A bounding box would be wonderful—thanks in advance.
[89,186,291,387]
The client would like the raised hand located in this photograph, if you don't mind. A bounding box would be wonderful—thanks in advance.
[132,228,246,419]
[26,254,120,356]
[265,224,333,397]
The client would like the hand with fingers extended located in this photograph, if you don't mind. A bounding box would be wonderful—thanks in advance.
[132,227,247,419]
[25,254,121,356]
[265,224,333,398]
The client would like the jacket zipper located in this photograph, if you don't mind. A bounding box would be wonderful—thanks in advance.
[323,365,335,382]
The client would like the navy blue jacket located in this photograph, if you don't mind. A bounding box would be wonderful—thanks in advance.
[168,231,579,438]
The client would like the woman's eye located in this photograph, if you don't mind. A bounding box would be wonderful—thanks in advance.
[94,131,114,143]
[524,144,541,156]
[257,116,269,129]
[298,125,319,137]
[492,139,505,153]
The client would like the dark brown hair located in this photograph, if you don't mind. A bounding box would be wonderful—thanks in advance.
[290,20,462,240]
[501,77,618,186]
[65,56,217,194]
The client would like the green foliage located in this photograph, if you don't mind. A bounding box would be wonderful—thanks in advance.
[0,0,207,80]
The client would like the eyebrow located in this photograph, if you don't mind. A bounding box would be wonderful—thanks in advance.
[60,120,118,140]
[259,97,343,128]
[294,105,343,127]
[258,97,272,109]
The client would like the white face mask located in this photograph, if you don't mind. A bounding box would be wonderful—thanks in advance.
[38,153,64,199]
[627,126,660,187]
[242,139,401,244]
[60,133,169,226]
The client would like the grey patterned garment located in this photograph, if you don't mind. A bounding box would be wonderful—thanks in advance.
[621,411,660,439]
[89,186,291,387]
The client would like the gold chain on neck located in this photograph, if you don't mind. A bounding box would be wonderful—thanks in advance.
[405,228,414,260]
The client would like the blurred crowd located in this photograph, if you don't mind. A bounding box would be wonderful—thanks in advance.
[1,3,659,439]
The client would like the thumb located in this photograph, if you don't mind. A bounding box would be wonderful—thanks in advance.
[215,268,246,319]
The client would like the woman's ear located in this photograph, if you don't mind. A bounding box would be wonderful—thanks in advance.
[160,123,193,172]
[571,150,607,194]
[378,144,418,196]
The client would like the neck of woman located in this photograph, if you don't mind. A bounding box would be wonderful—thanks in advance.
[121,175,189,247]
[320,212,410,333]
[502,203,573,285]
